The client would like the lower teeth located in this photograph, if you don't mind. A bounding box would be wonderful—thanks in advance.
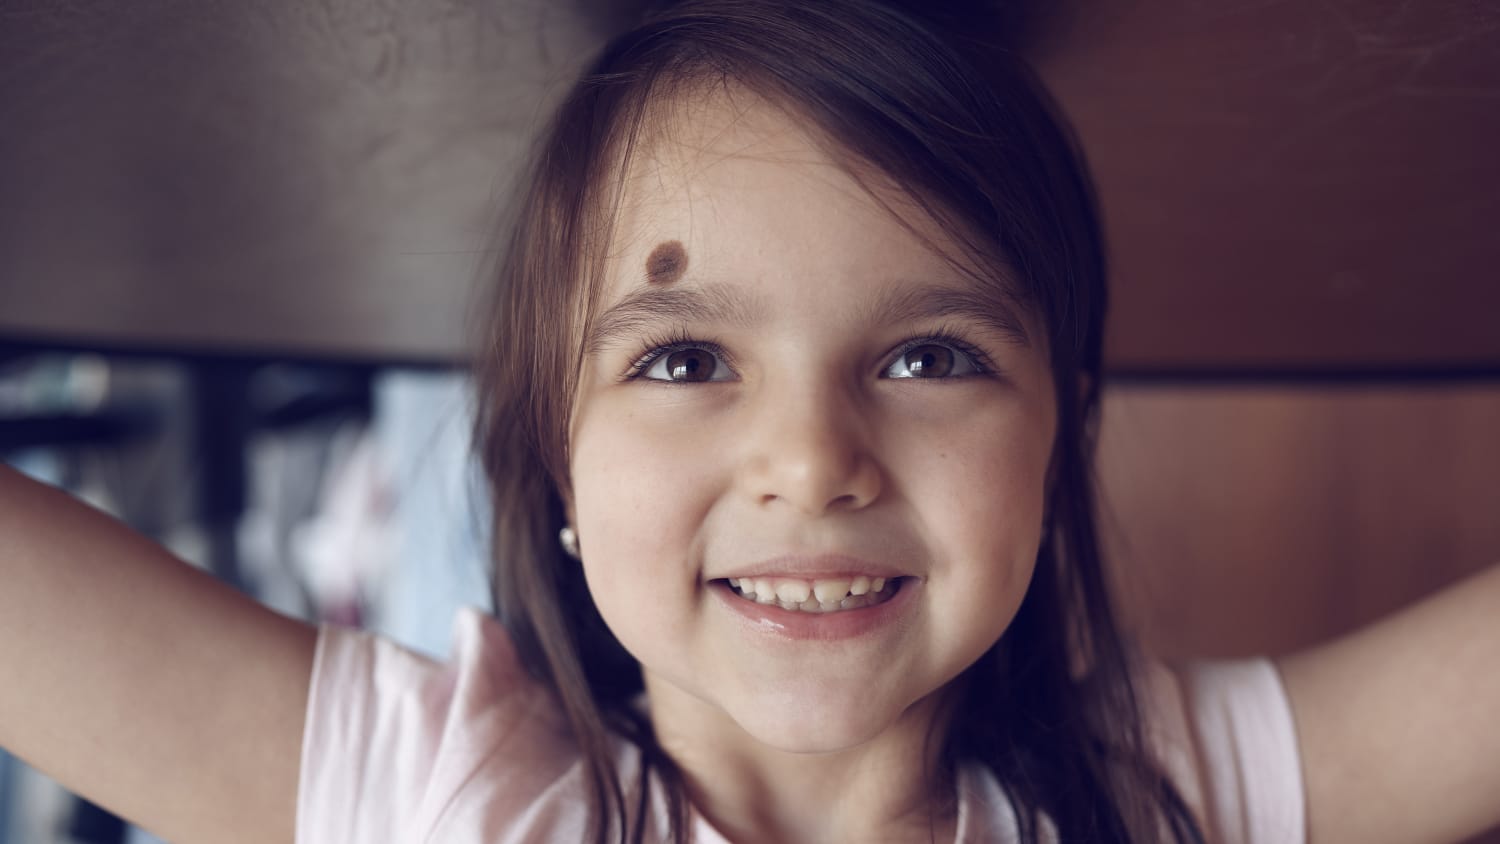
[729,579,900,613]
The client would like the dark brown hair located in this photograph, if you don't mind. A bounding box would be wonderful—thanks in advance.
[474,1,1205,841]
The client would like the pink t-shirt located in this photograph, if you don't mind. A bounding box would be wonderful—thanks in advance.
[298,607,1305,843]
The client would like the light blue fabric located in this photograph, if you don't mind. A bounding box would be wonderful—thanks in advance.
[0,749,12,844]
[368,371,494,659]
[125,827,168,844]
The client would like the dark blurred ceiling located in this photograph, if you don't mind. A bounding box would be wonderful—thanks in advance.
[0,0,1496,373]
[0,0,606,364]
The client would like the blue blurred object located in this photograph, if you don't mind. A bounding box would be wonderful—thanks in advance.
[367,371,493,658]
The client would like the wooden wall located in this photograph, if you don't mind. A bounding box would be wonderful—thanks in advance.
[1098,384,1500,659]
[2,0,1496,372]
[1032,0,1500,374]
[1096,383,1500,843]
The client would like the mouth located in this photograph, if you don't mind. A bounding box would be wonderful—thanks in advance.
[718,575,905,614]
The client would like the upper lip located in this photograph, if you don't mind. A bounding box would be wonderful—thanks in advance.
[712,553,912,581]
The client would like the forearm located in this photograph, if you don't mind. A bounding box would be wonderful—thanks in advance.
[1,463,229,763]
[0,464,313,843]
[1280,562,1500,844]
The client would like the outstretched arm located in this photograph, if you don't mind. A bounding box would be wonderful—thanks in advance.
[0,464,315,844]
[1279,563,1500,844]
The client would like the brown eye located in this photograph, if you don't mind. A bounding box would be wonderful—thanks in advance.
[636,341,732,383]
[902,344,954,378]
[664,348,718,382]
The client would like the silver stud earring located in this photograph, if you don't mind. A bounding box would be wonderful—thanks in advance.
[559,525,581,559]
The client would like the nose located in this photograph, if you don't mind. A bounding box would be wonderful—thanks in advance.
[737,379,884,516]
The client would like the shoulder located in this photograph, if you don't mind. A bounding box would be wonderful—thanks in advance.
[1138,657,1307,844]
[953,657,1304,844]
[298,608,584,843]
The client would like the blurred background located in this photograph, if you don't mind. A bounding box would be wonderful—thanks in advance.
[1,0,1496,841]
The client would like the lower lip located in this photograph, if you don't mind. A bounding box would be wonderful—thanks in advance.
[710,578,919,641]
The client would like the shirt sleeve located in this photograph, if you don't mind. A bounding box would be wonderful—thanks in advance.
[296,607,572,843]
[1152,656,1308,844]
[296,618,454,843]
[1143,658,1307,844]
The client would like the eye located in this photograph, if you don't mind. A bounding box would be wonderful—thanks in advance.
[884,339,985,379]
[637,344,734,382]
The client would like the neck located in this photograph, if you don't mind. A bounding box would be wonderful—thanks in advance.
[644,676,960,844]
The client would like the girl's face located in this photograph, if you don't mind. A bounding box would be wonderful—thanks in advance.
[568,91,1057,754]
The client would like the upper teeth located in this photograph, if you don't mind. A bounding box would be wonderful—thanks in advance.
[729,575,890,606]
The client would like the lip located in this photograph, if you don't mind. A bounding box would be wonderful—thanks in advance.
[712,553,912,581]
[710,575,920,641]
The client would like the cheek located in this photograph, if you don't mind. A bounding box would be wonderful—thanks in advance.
[568,399,721,592]
[890,392,1054,629]
[908,400,1051,535]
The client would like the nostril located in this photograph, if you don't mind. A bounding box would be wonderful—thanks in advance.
[827,492,862,511]
[743,440,883,515]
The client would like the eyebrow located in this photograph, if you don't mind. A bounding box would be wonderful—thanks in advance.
[586,284,764,355]
[862,283,1032,348]
[585,279,1031,355]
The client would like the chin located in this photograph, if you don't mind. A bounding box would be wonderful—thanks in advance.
[723,678,923,754]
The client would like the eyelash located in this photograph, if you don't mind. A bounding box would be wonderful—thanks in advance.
[621,327,997,381]
[623,329,736,381]
[891,330,996,378]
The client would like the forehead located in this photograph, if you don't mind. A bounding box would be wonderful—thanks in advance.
[601,86,998,307]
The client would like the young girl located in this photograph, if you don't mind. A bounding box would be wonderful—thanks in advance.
[2,1,1497,842]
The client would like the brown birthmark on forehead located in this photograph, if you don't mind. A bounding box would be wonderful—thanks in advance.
[645,239,688,285]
